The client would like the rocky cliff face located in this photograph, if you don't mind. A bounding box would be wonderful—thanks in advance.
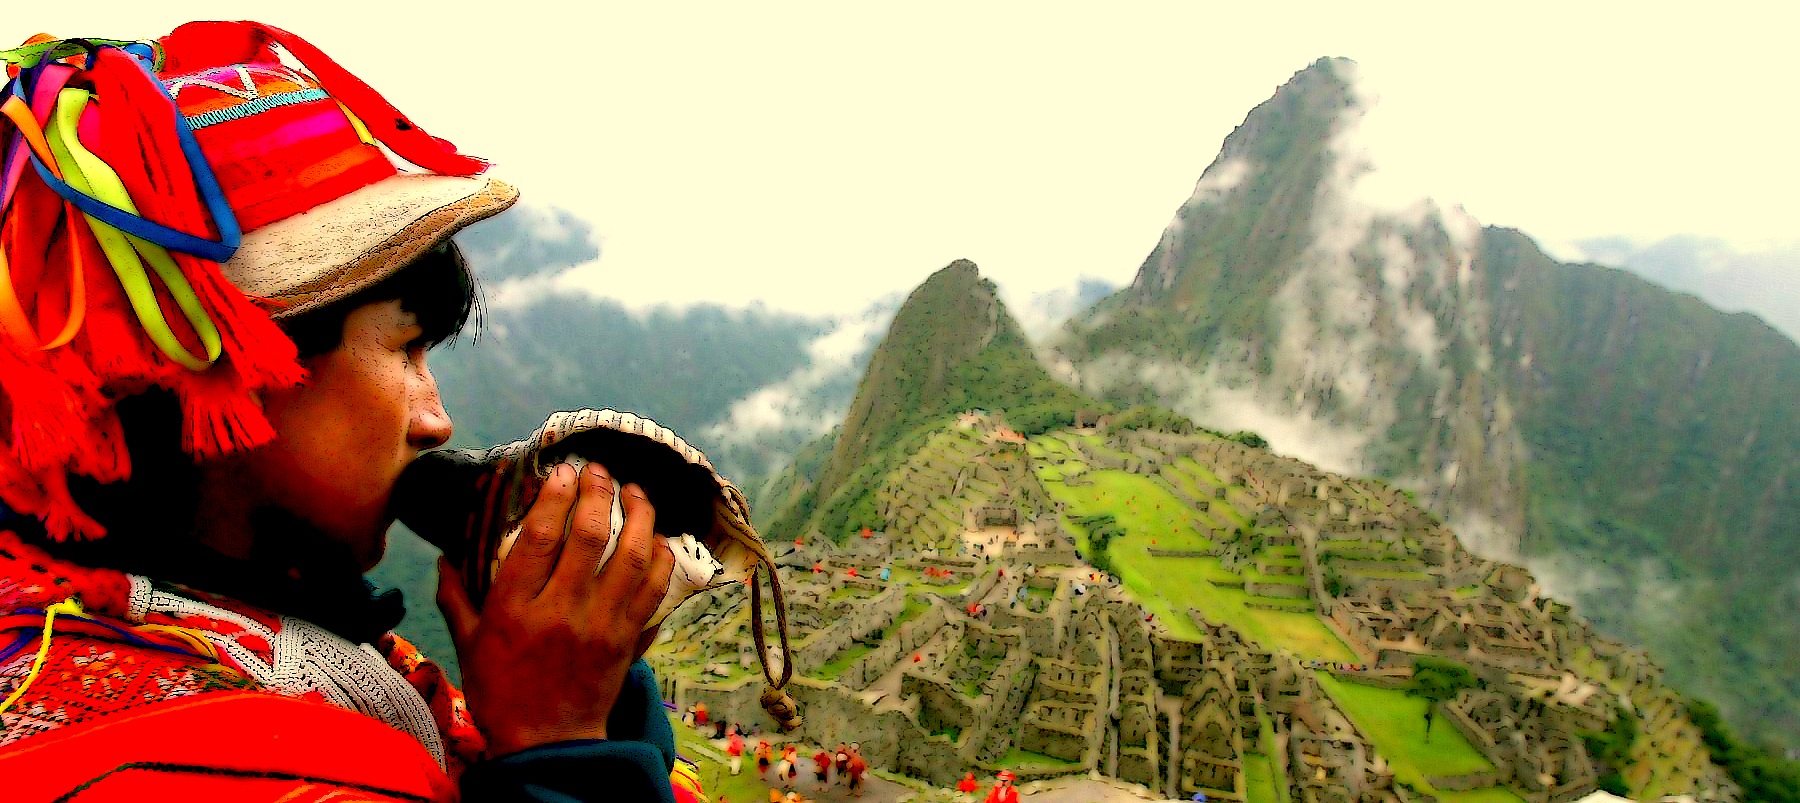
[773,260,1091,541]
[1056,58,1527,557]
[1053,57,1800,747]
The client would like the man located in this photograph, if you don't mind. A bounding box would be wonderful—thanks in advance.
[957,771,980,801]
[0,22,696,802]
[846,744,868,797]
[984,771,1019,803]
[727,729,746,776]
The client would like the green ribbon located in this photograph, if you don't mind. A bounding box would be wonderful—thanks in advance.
[45,88,218,370]
[0,38,163,71]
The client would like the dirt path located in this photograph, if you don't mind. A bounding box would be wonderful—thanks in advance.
[863,619,958,709]
[1016,776,1175,803]
[715,743,911,803]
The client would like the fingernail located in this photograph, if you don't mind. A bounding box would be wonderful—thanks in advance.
[624,482,647,499]
[557,463,576,482]
[587,462,609,479]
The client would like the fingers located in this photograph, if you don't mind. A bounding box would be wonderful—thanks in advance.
[495,463,578,603]
[595,482,662,618]
[547,462,617,596]
[625,538,675,629]
[436,556,479,658]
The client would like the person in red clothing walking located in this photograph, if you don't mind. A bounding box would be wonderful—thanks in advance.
[727,731,746,776]
[813,746,833,784]
[845,746,868,797]
[783,744,801,784]
[957,771,980,801]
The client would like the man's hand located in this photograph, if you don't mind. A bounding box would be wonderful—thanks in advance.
[437,461,674,756]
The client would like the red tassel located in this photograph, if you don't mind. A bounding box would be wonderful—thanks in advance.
[87,49,303,457]
[178,361,277,458]
[36,468,106,541]
[0,346,82,472]
[181,260,304,391]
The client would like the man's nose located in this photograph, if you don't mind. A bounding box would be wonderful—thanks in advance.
[409,365,453,450]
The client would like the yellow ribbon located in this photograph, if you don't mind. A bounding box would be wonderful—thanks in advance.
[45,88,219,370]
[0,597,84,718]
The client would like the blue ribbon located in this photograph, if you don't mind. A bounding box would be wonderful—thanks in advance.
[15,44,241,264]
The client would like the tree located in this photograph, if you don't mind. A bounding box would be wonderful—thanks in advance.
[1407,657,1479,742]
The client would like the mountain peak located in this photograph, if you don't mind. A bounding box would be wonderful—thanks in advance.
[1122,57,1363,311]
[805,260,1090,535]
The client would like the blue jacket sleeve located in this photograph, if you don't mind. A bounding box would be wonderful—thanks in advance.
[459,660,678,802]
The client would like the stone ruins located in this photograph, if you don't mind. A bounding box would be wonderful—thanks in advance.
[648,414,1738,803]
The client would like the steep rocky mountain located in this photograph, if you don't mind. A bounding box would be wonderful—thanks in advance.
[765,260,1094,541]
[1050,58,1799,748]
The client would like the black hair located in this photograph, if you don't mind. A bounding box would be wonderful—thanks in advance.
[279,239,482,358]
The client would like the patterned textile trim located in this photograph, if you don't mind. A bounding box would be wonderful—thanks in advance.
[0,530,476,775]
[184,87,330,129]
[125,575,447,770]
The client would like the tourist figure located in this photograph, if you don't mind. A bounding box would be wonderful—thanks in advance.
[783,744,801,784]
[835,743,851,782]
[814,746,832,784]
[756,740,773,777]
[776,744,797,788]
[846,745,868,797]
[957,771,979,801]
[694,701,710,729]
[984,770,1019,803]
[727,731,745,776]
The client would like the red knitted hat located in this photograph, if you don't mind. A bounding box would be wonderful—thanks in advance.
[0,22,517,541]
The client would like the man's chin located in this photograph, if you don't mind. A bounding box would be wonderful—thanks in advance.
[353,526,391,573]
[356,536,388,572]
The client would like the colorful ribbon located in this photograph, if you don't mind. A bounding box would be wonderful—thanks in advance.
[0,41,231,369]
[0,597,83,719]
[42,87,220,370]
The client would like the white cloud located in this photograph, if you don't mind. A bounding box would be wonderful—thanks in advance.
[700,299,898,476]
[1002,277,1118,342]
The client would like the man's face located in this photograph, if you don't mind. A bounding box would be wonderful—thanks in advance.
[249,299,453,569]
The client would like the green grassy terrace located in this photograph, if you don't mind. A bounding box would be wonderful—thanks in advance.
[1315,673,1522,803]
[1031,434,1355,662]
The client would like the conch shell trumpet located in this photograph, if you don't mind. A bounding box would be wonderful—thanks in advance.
[392,409,798,728]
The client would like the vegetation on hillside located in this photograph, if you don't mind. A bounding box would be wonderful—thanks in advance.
[432,295,820,452]
[1057,52,1799,748]
[1482,228,1800,747]
[782,261,1098,540]
[1686,698,1800,803]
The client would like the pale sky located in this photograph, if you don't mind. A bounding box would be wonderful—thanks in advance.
[14,2,1799,316]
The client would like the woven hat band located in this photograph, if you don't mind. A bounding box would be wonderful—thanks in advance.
[165,61,397,233]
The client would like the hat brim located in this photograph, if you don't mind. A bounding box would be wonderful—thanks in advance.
[222,175,519,319]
